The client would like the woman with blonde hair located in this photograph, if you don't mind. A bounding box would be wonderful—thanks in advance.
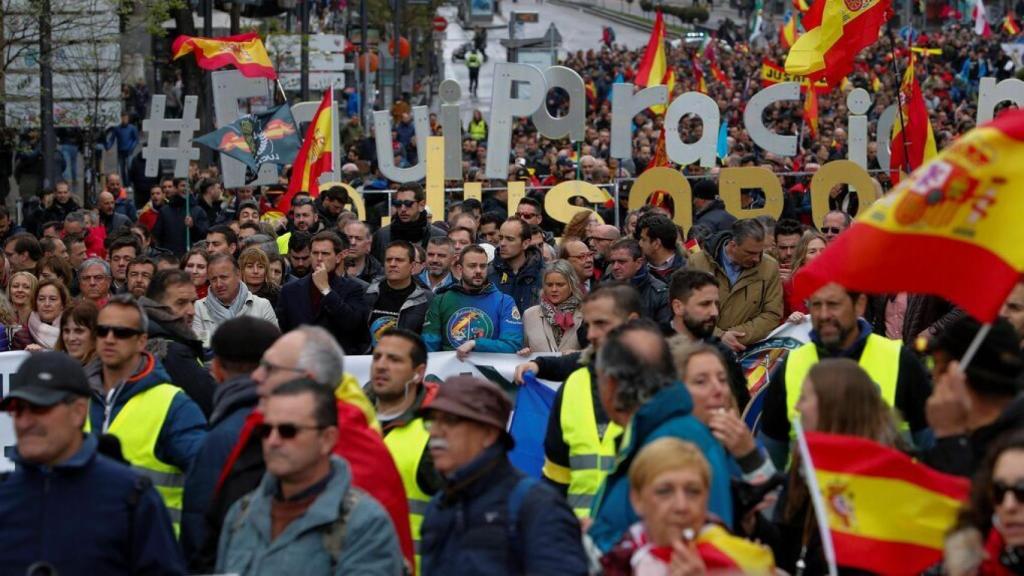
[600,437,776,575]
[7,271,37,326]
[238,246,279,307]
[519,259,585,355]
[783,230,828,320]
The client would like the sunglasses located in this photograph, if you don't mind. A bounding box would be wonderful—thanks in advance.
[96,324,144,339]
[515,212,539,220]
[4,397,72,416]
[256,422,325,440]
[821,227,843,235]
[392,199,417,208]
[992,481,1024,505]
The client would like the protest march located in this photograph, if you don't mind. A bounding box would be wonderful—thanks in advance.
[1,0,1024,572]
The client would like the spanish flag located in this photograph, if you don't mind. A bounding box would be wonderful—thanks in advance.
[1004,11,1022,35]
[794,110,1024,322]
[695,525,775,573]
[870,72,882,92]
[803,88,819,139]
[709,62,730,88]
[172,32,277,80]
[800,432,969,574]
[780,11,799,48]
[889,53,937,183]
[280,88,334,211]
[692,59,707,94]
[794,0,811,12]
[635,11,667,88]
[646,126,673,210]
[784,0,892,87]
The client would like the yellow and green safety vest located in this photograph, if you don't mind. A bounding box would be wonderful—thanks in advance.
[85,383,186,534]
[383,417,432,574]
[784,333,905,439]
[546,367,622,518]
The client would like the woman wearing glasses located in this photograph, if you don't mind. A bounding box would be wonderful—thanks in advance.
[519,260,584,356]
[12,279,70,351]
[946,431,1024,575]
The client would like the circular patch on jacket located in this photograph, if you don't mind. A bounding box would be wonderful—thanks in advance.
[370,315,399,345]
[446,307,494,347]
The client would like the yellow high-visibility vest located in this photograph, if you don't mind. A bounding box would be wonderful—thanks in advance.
[384,418,432,575]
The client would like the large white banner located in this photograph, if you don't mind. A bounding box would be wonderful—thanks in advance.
[0,352,31,472]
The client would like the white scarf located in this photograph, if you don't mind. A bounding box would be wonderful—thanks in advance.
[28,311,60,350]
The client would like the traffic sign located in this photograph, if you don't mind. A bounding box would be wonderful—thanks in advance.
[433,15,448,32]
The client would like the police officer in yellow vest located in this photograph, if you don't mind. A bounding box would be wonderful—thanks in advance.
[538,284,642,518]
[85,294,208,534]
[369,328,444,573]
[758,283,932,468]
[465,48,484,97]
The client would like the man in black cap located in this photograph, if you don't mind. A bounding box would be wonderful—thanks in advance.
[419,375,588,575]
[922,316,1024,477]
[0,352,184,575]
[692,179,737,233]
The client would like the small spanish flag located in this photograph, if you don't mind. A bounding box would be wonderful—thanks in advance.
[691,59,707,94]
[803,88,819,139]
[870,72,882,92]
[710,62,731,88]
[280,88,334,210]
[889,53,937,183]
[172,32,277,80]
[793,0,811,12]
[1004,11,1022,35]
[780,11,799,48]
[800,431,969,574]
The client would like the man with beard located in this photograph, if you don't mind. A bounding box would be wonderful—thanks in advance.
[666,270,749,410]
[488,217,543,314]
[371,183,445,261]
[757,282,931,468]
[422,245,522,359]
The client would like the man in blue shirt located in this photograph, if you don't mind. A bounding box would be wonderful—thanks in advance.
[107,113,139,184]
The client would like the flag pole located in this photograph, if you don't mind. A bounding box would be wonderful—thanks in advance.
[185,188,191,250]
[276,79,288,103]
[793,419,839,576]
[959,323,993,371]
[885,26,914,176]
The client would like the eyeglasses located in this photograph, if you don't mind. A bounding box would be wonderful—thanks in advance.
[515,211,539,220]
[821,227,843,235]
[256,422,326,440]
[258,359,307,376]
[3,397,74,416]
[392,199,417,208]
[568,251,595,261]
[95,324,143,339]
[992,481,1024,505]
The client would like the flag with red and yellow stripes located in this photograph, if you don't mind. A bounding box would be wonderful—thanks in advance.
[803,88,819,139]
[784,0,892,86]
[692,59,707,94]
[780,11,799,48]
[709,62,731,88]
[889,53,937,183]
[1004,11,1022,35]
[172,32,277,79]
[635,11,667,88]
[801,432,969,574]
[794,110,1024,323]
[280,88,334,210]
[794,0,811,12]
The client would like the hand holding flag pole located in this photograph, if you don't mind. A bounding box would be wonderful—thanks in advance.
[792,419,839,576]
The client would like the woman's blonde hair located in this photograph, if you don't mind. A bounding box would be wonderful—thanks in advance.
[669,339,737,411]
[790,230,828,276]
[237,246,271,284]
[542,259,584,303]
[629,437,711,493]
[8,271,38,306]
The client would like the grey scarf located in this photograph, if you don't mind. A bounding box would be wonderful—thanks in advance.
[206,282,251,327]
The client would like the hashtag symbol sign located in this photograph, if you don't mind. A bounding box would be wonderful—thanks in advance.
[142,94,200,178]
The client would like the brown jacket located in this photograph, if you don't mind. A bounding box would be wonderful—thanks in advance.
[522,305,584,353]
[688,238,783,345]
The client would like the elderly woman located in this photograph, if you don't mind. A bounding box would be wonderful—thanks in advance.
[238,246,279,306]
[7,271,37,326]
[12,279,71,351]
[55,299,99,365]
[600,437,776,575]
[520,260,585,355]
[181,247,210,299]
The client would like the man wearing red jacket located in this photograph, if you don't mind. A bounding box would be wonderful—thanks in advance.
[200,325,415,573]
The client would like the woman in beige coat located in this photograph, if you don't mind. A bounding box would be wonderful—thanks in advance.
[519,259,585,355]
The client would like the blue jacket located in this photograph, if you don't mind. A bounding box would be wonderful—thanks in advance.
[422,282,523,352]
[0,434,185,575]
[181,375,259,566]
[487,247,544,315]
[87,352,207,473]
[421,444,588,576]
[216,456,403,576]
[276,273,371,355]
[108,123,139,154]
[588,383,733,552]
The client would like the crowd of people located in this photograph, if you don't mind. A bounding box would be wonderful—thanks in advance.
[0,8,1022,576]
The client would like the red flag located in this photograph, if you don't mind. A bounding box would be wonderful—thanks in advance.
[171,32,277,79]
[279,89,334,211]
[785,0,893,87]
[889,54,937,183]
[635,11,667,87]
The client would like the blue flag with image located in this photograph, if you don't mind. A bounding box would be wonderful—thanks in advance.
[508,373,557,478]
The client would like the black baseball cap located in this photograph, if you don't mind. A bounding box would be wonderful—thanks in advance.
[0,352,91,408]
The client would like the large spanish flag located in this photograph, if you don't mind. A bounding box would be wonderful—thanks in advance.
[889,53,937,183]
[802,432,969,574]
[172,32,277,80]
[794,110,1024,323]
[279,88,334,211]
[635,11,667,88]
[784,0,892,87]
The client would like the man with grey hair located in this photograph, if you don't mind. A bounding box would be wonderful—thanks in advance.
[687,218,783,351]
[87,293,207,534]
[80,257,113,306]
[205,325,417,571]
[586,319,733,553]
